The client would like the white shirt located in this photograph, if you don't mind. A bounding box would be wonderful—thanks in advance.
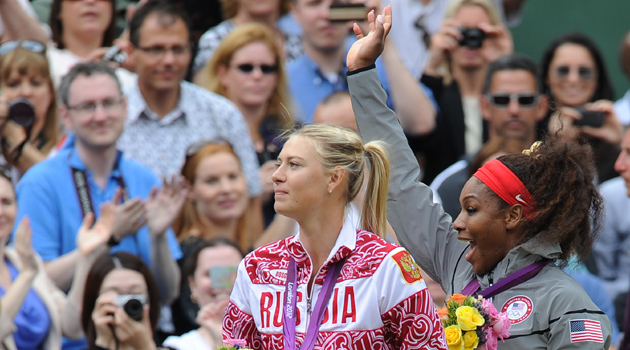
[119,79,262,197]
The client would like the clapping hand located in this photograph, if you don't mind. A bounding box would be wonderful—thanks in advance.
[76,202,115,257]
[346,5,392,72]
[111,187,147,243]
[146,175,189,236]
[14,217,37,273]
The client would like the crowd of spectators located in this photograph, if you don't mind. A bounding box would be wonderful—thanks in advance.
[0,0,629,349]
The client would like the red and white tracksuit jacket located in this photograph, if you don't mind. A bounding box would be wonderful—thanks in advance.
[223,218,448,349]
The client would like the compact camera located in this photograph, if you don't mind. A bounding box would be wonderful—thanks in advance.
[102,45,127,65]
[459,27,486,49]
[7,98,35,127]
[573,106,605,128]
[113,294,147,321]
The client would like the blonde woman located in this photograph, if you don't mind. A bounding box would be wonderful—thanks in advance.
[224,124,447,349]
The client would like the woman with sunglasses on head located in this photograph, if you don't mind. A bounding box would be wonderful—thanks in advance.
[0,166,116,349]
[543,32,623,184]
[346,7,612,348]
[170,141,250,336]
[223,123,448,349]
[197,23,295,229]
[163,239,244,349]
[0,41,60,178]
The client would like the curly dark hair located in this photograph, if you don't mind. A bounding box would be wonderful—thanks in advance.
[497,136,603,264]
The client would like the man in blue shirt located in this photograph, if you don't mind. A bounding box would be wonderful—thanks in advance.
[14,62,184,304]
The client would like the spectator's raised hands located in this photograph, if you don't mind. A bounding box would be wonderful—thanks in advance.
[478,22,513,63]
[347,5,392,71]
[549,100,624,145]
[424,19,462,76]
[76,202,115,257]
[145,175,189,236]
[14,217,37,273]
[111,188,147,243]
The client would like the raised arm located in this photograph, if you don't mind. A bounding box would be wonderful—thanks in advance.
[0,0,48,44]
[346,6,466,290]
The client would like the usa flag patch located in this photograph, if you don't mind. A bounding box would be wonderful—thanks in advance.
[569,319,604,343]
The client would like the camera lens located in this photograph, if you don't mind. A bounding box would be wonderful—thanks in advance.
[8,98,35,127]
[460,28,486,49]
[123,298,144,321]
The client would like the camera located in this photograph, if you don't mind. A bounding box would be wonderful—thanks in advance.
[113,294,147,321]
[102,45,127,65]
[573,106,605,128]
[7,98,35,127]
[459,28,486,49]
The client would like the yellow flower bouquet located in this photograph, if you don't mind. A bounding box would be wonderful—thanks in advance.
[438,294,511,350]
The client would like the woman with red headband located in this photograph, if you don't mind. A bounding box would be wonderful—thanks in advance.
[343,6,613,349]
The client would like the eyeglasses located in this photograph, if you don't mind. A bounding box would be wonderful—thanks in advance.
[135,44,191,59]
[0,40,45,56]
[554,66,594,81]
[486,93,539,108]
[67,97,124,115]
[235,64,278,75]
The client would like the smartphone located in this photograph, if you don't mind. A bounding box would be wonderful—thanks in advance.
[328,3,366,22]
[573,106,605,128]
[209,266,237,289]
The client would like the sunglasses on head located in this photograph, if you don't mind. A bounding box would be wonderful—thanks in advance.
[486,93,539,108]
[0,40,46,57]
[554,66,594,81]
[235,63,278,75]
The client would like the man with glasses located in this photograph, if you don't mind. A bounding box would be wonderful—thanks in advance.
[430,54,547,217]
[118,0,262,214]
[13,62,185,349]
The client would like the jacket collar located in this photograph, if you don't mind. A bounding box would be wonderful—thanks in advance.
[286,213,357,270]
[477,233,561,289]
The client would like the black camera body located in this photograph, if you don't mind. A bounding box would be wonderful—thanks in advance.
[459,28,486,49]
[8,98,35,127]
[113,294,147,321]
[573,106,605,128]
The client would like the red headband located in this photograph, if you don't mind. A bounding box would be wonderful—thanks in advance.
[472,159,538,220]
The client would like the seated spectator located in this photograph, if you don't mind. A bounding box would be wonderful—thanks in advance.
[430,53,546,217]
[382,0,527,79]
[81,252,163,350]
[119,0,264,240]
[594,127,630,308]
[544,32,622,184]
[197,22,295,227]
[0,41,60,177]
[614,31,630,126]
[409,0,513,184]
[13,62,185,349]
[192,0,300,79]
[164,239,244,349]
[0,166,112,349]
[47,0,134,87]
[170,142,249,335]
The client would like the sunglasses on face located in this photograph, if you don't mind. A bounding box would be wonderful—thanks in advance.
[0,40,45,56]
[235,63,278,75]
[486,93,539,108]
[554,66,594,81]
